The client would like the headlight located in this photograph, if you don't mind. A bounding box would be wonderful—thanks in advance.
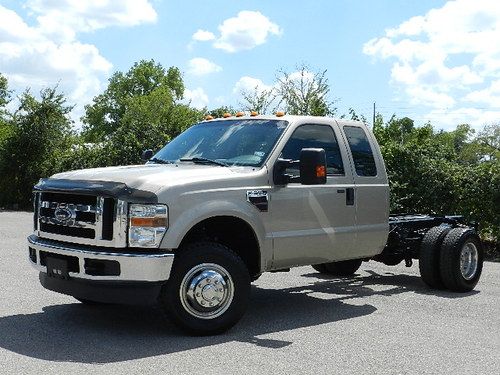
[128,204,168,248]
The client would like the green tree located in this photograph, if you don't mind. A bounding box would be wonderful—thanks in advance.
[0,87,74,207]
[82,60,185,142]
[238,86,277,114]
[77,60,201,167]
[275,65,336,116]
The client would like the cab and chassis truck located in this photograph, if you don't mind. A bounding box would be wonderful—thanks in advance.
[28,115,484,334]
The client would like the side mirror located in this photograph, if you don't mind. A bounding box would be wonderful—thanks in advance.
[300,148,327,185]
[141,149,153,161]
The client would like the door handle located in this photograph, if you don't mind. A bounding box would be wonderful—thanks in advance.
[346,187,355,206]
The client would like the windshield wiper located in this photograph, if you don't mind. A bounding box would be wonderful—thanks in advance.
[179,157,229,167]
[148,157,172,164]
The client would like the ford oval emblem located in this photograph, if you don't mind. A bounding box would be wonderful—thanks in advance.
[54,207,73,222]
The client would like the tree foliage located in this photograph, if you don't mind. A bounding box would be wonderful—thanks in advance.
[237,65,337,116]
[0,87,74,206]
[275,65,336,116]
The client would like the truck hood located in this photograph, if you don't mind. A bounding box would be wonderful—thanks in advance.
[51,163,250,194]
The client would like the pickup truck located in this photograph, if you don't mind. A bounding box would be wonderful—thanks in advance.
[28,114,484,334]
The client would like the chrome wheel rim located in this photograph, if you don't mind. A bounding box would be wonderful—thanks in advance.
[179,263,234,319]
[460,242,478,280]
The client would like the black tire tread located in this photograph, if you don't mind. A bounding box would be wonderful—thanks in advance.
[159,241,250,335]
[419,226,450,289]
[439,228,483,292]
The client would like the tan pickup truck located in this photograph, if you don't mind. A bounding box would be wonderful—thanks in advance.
[28,115,483,334]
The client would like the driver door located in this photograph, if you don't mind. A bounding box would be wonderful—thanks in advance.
[268,122,357,269]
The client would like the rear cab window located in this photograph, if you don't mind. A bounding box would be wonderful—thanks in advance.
[343,126,377,177]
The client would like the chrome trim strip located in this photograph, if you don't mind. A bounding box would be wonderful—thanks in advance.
[28,235,174,282]
[40,201,97,213]
[94,197,104,240]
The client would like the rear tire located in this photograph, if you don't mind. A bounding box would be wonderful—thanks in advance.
[419,226,451,289]
[439,228,483,292]
[312,259,362,276]
[159,241,250,335]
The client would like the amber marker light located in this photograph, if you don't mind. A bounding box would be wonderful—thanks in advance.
[250,111,258,116]
[235,112,244,117]
[205,115,214,120]
[316,165,326,178]
[130,217,168,227]
[223,113,232,118]
[276,111,285,117]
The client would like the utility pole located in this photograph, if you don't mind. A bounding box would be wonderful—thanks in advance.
[373,102,376,128]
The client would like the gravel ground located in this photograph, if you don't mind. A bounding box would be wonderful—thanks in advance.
[1,211,499,374]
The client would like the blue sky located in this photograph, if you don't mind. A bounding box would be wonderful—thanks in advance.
[1,0,499,131]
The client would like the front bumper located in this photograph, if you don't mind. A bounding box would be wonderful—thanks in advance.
[27,235,175,282]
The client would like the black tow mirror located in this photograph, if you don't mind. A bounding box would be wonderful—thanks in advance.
[300,148,327,185]
[141,149,154,161]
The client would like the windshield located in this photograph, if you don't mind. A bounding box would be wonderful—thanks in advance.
[152,119,288,167]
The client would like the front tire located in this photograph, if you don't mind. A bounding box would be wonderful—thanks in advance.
[159,241,250,335]
[439,228,483,292]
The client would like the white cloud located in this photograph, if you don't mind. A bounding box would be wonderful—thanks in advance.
[192,29,216,42]
[184,87,209,109]
[193,11,281,53]
[187,58,222,76]
[424,107,500,130]
[26,0,157,42]
[0,1,157,127]
[233,76,272,94]
[363,0,500,129]
[465,79,500,107]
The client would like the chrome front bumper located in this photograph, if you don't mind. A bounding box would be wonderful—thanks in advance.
[28,235,174,282]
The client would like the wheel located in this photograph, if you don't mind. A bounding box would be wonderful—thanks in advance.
[419,225,451,289]
[312,263,328,273]
[313,259,362,276]
[439,228,483,292]
[159,241,251,335]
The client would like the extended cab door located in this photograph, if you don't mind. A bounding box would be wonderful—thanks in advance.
[269,122,357,269]
[339,123,389,258]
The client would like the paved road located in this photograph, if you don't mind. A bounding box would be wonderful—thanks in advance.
[1,211,499,374]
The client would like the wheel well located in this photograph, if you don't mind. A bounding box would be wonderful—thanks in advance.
[179,216,261,277]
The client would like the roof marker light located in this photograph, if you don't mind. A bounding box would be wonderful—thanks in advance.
[276,111,285,117]
[223,113,232,118]
[235,112,244,117]
[250,111,258,116]
[205,115,214,120]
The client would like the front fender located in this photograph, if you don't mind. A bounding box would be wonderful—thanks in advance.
[160,199,270,267]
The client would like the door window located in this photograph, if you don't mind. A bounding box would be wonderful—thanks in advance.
[343,126,377,176]
[281,124,345,176]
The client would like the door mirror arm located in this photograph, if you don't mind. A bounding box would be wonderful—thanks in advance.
[273,158,299,185]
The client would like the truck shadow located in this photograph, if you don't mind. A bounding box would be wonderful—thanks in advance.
[0,268,477,364]
[302,268,480,299]
[0,282,376,363]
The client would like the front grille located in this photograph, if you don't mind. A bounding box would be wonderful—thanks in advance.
[40,222,95,238]
[34,191,126,247]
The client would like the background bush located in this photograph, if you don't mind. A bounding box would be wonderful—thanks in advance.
[0,62,498,248]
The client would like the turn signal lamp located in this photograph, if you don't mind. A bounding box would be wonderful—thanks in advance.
[223,113,232,118]
[276,111,285,117]
[250,111,258,116]
[316,165,326,178]
[235,112,245,117]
